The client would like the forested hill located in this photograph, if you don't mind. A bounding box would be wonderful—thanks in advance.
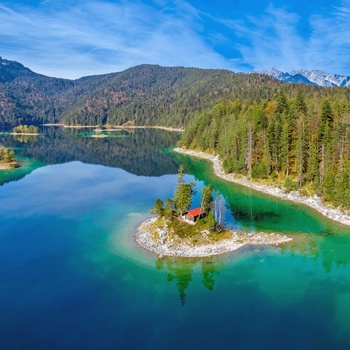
[179,89,350,209]
[0,57,119,125]
[62,65,284,126]
[2,56,350,131]
[1,56,287,126]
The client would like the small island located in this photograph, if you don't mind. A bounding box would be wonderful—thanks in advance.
[135,165,292,258]
[13,124,39,135]
[0,146,19,169]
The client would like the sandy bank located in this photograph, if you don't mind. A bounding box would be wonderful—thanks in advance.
[0,161,20,170]
[135,217,292,258]
[174,147,350,227]
[90,134,108,138]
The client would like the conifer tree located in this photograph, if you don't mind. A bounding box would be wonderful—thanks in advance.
[295,116,308,185]
[164,198,174,218]
[276,91,289,114]
[295,89,307,115]
[173,165,196,215]
[307,140,319,183]
[150,199,164,216]
[200,184,213,213]
[280,120,290,175]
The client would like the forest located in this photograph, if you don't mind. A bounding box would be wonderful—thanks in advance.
[62,65,285,127]
[179,87,350,209]
[0,56,119,125]
[1,57,286,127]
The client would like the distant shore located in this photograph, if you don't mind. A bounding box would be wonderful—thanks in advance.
[174,147,350,227]
[135,217,291,258]
[42,123,183,132]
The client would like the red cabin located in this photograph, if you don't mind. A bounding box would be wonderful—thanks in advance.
[184,208,206,222]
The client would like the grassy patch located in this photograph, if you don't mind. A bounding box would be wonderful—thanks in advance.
[165,217,232,244]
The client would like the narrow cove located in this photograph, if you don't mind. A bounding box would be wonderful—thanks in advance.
[1,127,350,349]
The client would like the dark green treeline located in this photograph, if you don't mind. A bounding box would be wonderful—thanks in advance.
[179,88,350,209]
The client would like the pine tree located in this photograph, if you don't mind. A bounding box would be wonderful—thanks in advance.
[200,184,213,213]
[319,99,333,142]
[307,140,319,183]
[173,165,196,215]
[280,120,290,175]
[323,168,335,201]
[245,121,254,177]
[336,165,350,207]
[295,89,307,115]
[276,91,289,114]
[295,116,308,185]
[206,211,216,230]
[164,198,174,218]
[149,199,164,216]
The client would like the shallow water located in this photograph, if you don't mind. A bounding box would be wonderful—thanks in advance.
[1,127,350,349]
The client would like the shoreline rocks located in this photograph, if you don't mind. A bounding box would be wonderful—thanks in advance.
[174,147,350,227]
[135,217,292,258]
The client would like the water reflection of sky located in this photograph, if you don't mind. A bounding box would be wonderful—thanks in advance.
[0,161,177,219]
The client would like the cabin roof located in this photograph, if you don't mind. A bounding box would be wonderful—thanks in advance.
[186,208,205,217]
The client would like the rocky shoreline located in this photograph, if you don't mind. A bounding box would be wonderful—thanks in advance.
[174,147,350,227]
[135,217,292,258]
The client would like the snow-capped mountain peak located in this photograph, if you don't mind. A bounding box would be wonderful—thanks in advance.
[258,68,350,87]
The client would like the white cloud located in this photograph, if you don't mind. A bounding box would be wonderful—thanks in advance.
[0,0,238,78]
[229,5,306,72]
[1,1,350,78]
[307,1,350,74]
[219,1,350,75]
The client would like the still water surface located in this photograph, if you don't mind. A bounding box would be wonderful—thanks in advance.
[1,127,350,349]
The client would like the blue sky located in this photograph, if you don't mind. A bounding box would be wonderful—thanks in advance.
[1,0,349,79]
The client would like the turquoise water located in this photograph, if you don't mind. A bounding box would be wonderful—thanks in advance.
[1,127,350,349]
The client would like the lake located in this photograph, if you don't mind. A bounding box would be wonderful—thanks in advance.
[1,126,350,349]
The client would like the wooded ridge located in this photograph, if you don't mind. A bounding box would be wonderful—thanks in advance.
[179,90,350,210]
[0,56,287,126]
[2,56,350,130]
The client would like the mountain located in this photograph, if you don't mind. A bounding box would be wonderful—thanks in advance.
[259,67,350,87]
[0,57,119,125]
[0,56,284,127]
[62,64,285,127]
[291,69,350,87]
[2,56,349,127]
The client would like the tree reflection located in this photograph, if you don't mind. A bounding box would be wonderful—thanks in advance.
[1,126,181,177]
[280,232,350,273]
[201,260,217,291]
[13,134,38,143]
[156,257,221,305]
